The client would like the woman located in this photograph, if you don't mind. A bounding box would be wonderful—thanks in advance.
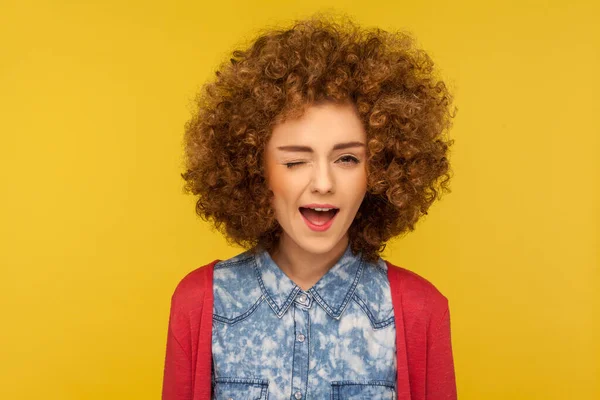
[163,15,457,400]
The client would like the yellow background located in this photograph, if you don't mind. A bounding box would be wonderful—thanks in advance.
[1,0,598,399]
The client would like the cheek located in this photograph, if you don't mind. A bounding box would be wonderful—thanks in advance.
[349,176,368,208]
[267,170,284,197]
[264,156,281,193]
[348,168,368,192]
[266,169,294,208]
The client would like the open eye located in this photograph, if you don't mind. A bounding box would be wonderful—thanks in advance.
[337,155,360,165]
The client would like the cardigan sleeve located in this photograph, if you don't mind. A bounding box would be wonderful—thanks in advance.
[426,301,457,399]
[162,292,194,400]
[162,263,216,400]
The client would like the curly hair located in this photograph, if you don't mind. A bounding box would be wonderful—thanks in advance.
[181,14,456,264]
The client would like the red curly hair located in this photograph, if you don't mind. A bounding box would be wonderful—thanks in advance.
[181,15,456,264]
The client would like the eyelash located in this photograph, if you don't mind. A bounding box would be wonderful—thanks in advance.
[284,155,360,169]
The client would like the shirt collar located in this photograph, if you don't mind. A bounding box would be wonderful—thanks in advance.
[253,243,364,319]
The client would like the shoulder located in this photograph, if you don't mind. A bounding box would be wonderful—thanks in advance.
[385,259,449,317]
[212,250,264,323]
[352,258,395,328]
[169,260,218,313]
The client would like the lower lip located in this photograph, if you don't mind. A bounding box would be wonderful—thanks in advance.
[300,209,338,232]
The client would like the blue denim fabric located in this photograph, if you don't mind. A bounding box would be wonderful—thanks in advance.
[212,243,397,399]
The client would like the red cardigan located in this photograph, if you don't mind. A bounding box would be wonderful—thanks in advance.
[162,259,457,399]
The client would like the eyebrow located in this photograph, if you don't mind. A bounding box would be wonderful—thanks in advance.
[276,141,366,153]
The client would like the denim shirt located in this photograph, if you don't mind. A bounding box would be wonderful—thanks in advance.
[211,243,397,400]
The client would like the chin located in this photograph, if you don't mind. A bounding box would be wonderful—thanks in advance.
[301,240,336,254]
[293,232,346,254]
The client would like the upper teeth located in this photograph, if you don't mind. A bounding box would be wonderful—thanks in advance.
[311,207,333,211]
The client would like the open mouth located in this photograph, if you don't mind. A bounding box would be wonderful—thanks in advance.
[299,207,340,226]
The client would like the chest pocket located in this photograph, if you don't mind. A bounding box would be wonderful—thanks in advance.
[331,380,396,400]
[213,377,269,400]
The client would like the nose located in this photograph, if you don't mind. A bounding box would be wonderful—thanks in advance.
[310,161,335,194]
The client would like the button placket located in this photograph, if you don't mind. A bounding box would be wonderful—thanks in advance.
[294,291,312,309]
[290,296,310,400]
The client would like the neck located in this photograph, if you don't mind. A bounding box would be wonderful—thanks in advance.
[269,234,350,291]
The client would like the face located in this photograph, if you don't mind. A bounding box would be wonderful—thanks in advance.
[264,102,368,256]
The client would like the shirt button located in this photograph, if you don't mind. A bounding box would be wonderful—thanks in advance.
[298,293,307,304]
[294,391,302,399]
[297,333,305,342]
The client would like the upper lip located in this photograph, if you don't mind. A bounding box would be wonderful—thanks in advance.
[300,203,339,209]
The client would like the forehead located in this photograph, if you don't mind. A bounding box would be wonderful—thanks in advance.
[268,102,366,146]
